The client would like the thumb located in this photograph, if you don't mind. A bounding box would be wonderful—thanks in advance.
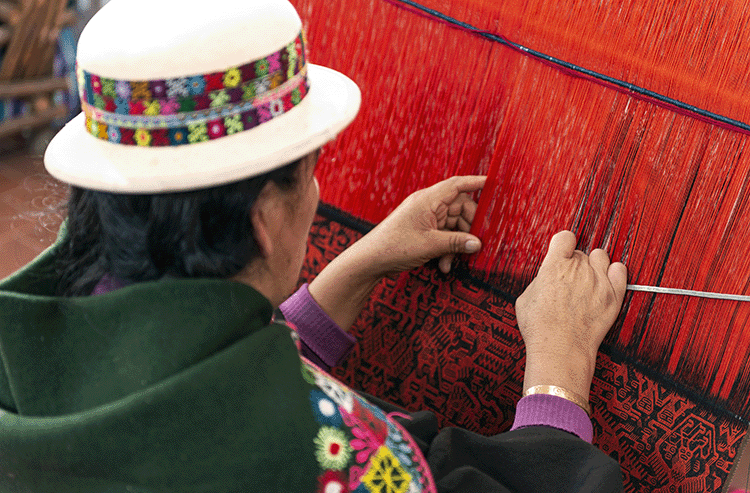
[432,230,482,256]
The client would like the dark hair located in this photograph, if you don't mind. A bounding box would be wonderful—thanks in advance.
[56,159,304,296]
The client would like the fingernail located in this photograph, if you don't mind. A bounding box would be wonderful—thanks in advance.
[465,239,481,253]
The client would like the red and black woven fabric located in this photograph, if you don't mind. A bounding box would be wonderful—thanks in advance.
[300,206,747,492]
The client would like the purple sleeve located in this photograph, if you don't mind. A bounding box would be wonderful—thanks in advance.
[279,283,356,371]
[511,393,593,443]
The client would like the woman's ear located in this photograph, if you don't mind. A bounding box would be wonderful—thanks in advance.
[250,183,279,259]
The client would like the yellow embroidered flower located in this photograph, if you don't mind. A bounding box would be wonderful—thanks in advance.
[362,447,412,493]
[187,123,208,143]
[97,123,108,140]
[144,100,161,116]
[269,72,283,90]
[224,115,243,135]
[135,129,152,146]
[131,81,151,100]
[209,90,230,108]
[286,44,298,78]
[223,68,241,88]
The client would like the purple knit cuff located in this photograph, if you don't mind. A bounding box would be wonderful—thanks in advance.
[279,283,356,370]
[511,394,593,443]
[91,274,129,295]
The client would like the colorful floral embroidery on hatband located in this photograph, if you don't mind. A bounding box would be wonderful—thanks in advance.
[79,31,309,147]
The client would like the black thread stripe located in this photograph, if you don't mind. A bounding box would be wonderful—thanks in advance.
[388,0,750,135]
[314,202,747,424]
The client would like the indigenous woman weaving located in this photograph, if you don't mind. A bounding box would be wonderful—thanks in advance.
[0,0,627,491]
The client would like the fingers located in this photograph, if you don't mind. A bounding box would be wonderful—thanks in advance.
[544,230,576,261]
[439,255,453,274]
[588,248,610,274]
[446,193,478,230]
[441,175,487,195]
[546,232,626,299]
[590,249,627,306]
[430,176,487,205]
[608,262,628,302]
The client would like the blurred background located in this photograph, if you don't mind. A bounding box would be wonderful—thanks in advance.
[0,0,105,279]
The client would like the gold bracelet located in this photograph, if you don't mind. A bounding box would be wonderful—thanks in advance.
[523,385,592,416]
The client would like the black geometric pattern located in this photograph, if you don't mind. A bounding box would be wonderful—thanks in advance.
[300,208,747,492]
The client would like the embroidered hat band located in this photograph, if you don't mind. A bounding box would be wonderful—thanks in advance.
[79,30,309,147]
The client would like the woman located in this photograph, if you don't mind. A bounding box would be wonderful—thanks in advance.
[0,0,627,491]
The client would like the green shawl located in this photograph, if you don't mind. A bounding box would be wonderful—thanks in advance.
[0,232,321,492]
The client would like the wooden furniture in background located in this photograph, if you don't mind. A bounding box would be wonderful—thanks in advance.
[0,0,76,143]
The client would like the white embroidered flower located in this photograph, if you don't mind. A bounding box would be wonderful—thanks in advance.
[166,78,189,98]
[314,427,351,470]
[313,371,354,413]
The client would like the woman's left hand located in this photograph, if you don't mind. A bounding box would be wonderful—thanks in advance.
[356,175,487,276]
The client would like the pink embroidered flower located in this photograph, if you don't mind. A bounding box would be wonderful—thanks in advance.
[104,98,117,112]
[150,80,167,98]
[256,102,272,124]
[267,52,281,72]
[160,99,179,115]
[207,119,225,139]
[341,402,385,465]
[115,80,131,99]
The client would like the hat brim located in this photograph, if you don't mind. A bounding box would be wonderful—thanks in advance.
[44,65,361,193]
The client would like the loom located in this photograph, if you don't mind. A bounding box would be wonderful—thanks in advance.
[292,0,750,490]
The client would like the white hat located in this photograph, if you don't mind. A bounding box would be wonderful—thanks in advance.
[44,0,361,193]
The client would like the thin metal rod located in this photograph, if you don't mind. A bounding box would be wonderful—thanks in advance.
[627,284,750,302]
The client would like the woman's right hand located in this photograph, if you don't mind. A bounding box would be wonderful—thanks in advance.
[515,231,627,398]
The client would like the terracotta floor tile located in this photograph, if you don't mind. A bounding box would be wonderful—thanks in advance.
[0,152,64,279]
[0,236,41,280]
